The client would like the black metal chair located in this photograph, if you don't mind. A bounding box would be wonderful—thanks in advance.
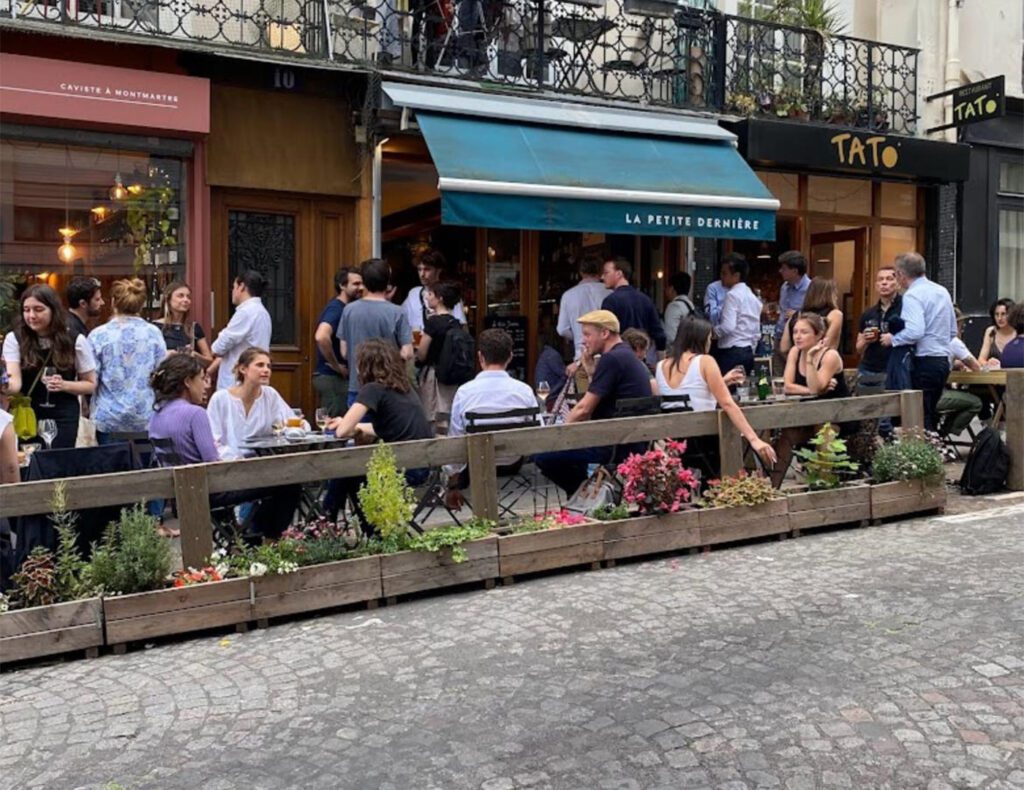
[464,406,545,520]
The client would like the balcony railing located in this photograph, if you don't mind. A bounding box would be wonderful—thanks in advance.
[1,0,919,134]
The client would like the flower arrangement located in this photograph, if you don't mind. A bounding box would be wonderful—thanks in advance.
[793,422,859,490]
[170,566,225,587]
[591,502,632,521]
[871,427,945,483]
[699,471,778,508]
[512,509,590,534]
[616,440,700,515]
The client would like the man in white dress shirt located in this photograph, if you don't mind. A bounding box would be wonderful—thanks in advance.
[209,270,273,390]
[557,254,610,359]
[443,328,539,504]
[402,249,466,332]
[713,253,763,375]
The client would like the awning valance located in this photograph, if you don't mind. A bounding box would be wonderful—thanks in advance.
[383,83,779,240]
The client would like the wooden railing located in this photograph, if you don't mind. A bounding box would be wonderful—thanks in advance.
[3,385,1021,570]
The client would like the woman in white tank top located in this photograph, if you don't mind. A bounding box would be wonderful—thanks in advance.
[653,316,777,468]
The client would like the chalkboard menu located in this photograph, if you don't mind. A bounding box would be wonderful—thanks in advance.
[484,315,529,382]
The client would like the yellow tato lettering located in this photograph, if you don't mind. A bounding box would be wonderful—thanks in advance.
[848,136,866,167]
[830,133,852,165]
[865,136,886,166]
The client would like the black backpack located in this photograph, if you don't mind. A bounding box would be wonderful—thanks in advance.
[435,320,475,386]
[959,427,1010,495]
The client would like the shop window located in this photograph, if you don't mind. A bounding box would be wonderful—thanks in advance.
[879,182,917,220]
[879,225,916,271]
[756,171,799,211]
[1,140,187,315]
[227,211,296,345]
[999,162,1024,196]
[483,229,526,380]
[807,176,872,216]
[998,208,1023,299]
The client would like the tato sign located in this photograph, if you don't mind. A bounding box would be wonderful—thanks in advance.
[0,54,210,134]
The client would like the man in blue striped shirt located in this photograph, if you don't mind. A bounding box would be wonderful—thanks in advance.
[880,252,957,431]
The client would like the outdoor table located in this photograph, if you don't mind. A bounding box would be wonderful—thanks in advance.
[947,369,1008,427]
[238,432,354,521]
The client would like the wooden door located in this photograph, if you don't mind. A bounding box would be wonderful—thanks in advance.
[809,227,867,367]
[211,189,354,417]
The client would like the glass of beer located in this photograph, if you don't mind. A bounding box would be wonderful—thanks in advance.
[286,408,303,429]
[412,328,423,345]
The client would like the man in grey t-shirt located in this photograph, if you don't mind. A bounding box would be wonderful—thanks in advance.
[338,258,413,408]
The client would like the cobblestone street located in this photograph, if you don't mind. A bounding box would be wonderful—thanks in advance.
[2,505,1022,790]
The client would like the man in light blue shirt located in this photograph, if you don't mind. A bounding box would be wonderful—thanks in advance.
[713,254,763,375]
[703,276,728,325]
[444,328,539,500]
[210,270,273,390]
[776,250,811,339]
[557,254,610,359]
[880,251,956,431]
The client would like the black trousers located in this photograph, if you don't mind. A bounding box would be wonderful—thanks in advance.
[910,356,951,433]
[713,345,755,376]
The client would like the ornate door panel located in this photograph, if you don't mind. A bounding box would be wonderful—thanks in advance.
[212,190,354,417]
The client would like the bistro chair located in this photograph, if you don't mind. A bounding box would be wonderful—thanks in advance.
[463,405,545,520]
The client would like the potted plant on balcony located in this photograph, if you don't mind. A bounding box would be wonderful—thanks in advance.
[869,428,947,520]
[774,86,810,121]
[787,423,871,532]
[0,484,103,666]
[727,92,759,117]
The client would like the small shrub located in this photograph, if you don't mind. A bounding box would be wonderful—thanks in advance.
[407,519,494,563]
[699,472,778,509]
[85,504,172,595]
[282,517,365,567]
[225,538,301,577]
[358,444,416,552]
[871,428,944,483]
[51,482,89,601]
[591,503,632,521]
[793,422,859,490]
[9,547,59,609]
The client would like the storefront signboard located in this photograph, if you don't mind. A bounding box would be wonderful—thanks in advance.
[926,76,1006,134]
[732,119,971,182]
[0,54,210,134]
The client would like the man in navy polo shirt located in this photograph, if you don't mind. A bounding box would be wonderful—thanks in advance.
[313,267,363,416]
[536,309,652,495]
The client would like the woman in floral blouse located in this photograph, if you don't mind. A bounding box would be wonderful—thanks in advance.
[89,278,167,443]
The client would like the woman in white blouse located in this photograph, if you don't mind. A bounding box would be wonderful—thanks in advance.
[207,347,300,460]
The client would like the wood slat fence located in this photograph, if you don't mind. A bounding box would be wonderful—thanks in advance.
[3,384,1021,571]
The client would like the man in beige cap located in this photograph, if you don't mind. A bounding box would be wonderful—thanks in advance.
[536,309,653,494]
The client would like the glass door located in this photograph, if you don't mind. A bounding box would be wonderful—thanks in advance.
[809,227,867,365]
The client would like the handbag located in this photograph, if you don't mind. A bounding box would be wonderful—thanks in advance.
[11,350,52,440]
[564,465,622,516]
[76,413,97,448]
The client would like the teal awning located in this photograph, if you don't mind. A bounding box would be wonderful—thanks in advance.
[389,87,779,240]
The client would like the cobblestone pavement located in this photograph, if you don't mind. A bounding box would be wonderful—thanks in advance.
[2,506,1023,790]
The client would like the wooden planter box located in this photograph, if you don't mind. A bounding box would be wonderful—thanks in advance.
[787,484,872,532]
[251,556,382,620]
[0,598,104,667]
[104,578,252,646]
[870,478,947,521]
[698,498,790,545]
[497,520,607,579]
[380,537,499,598]
[602,511,701,561]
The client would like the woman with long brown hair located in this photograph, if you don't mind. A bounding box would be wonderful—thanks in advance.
[779,276,844,355]
[325,339,432,529]
[153,280,213,364]
[89,278,167,443]
[1,284,97,449]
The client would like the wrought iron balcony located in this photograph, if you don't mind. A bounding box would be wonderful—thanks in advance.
[1,0,918,134]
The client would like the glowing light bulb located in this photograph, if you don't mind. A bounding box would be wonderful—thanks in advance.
[126,183,144,195]
[58,239,77,263]
[109,173,128,201]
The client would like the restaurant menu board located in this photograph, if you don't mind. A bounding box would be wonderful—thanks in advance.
[485,315,528,382]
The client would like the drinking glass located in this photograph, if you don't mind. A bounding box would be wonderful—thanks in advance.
[536,380,550,401]
[772,377,785,397]
[41,366,58,407]
[315,408,328,431]
[271,419,285,437]
[38,419,57,450]
[736,384,751,402]
[286,408,304,429]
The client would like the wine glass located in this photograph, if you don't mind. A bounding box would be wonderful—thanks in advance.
[271,418,284,437]
[41,366,58,407]
[315,408,328,432]
[38,419,57,450]
[536,380,551,401]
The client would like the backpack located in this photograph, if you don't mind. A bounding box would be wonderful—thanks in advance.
[959,426,1010,495]
[435,320,476,386]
